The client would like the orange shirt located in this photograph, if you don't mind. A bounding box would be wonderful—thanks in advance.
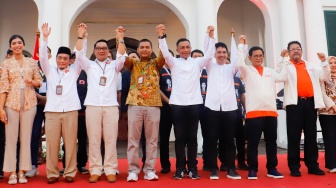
[246,111,278,119]
[290,60,314,97]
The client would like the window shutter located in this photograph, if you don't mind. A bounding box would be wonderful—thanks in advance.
[325,11,336,56]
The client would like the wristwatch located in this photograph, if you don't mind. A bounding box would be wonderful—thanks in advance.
[118,39,125,43]
[158,34,167,39]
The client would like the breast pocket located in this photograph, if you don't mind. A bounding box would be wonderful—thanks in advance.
[104,66,116,78]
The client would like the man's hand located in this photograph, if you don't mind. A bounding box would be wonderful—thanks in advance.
[281,49,289,58]
[238,35,247,44]
[115,26,125,40]
[38,96,47,106]
[77,23,87,38]
[156,24,165,37]
[207,26,215,39]
[317,53,326,62]
[41,23,51,38]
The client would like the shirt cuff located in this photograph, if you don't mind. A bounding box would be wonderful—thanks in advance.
[321,60,328,67]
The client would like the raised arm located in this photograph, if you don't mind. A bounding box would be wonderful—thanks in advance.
[39,23,52,75]
[317,53,330,82]
[75,23,91,72]
[236,35,248,78]
[199,26,216,69]
[115,26,127,72]
[157,24,175,68]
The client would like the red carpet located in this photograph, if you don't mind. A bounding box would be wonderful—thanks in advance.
[1,153,335,188]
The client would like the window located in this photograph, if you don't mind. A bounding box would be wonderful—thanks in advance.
[325,11,336,56]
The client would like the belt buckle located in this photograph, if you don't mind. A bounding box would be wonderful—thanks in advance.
[299,97,307,100]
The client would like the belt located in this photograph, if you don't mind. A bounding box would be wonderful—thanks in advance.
[298,96,313,101]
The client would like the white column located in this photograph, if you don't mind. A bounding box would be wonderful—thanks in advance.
[303,0,328,62]
[279,0,301,48]
[42,0,64,64]
[196,0,216,50]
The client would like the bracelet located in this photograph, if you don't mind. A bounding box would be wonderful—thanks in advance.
[158,34,167,39]
[78,37,84,39]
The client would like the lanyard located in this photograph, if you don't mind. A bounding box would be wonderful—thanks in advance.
[57,69,66,84]
[95,59,108,76]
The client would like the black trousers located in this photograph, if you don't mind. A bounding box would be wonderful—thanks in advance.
[172,104,201,170]
[0,121,4,173]
[286,98,319,171]
[62,115,88,168]
[207,108,237,170]
[219,109,246,165]
[199,105,208,168]
[31,104,45,167]
[159,103,173,169]
[77,115,88,168]
[246,116,278,171]
[319,115,336,169]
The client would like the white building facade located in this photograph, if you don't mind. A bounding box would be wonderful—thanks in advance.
[0,0,335,144]
[1,0,335,64]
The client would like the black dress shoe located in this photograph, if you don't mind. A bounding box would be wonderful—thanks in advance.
[47,177,59,184]
[308,168,325,175]
[290,170,301,177]
[160,168,171,174]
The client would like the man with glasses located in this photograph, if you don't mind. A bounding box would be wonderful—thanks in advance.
[237,35,287,180]
[278,41,329,177]
[75,23,126,183]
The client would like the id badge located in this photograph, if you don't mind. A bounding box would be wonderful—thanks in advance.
[99,76,107,86]
[56,85,63,95]
[138,76,143,84]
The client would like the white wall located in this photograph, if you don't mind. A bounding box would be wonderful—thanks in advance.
[217,0,265,65]
[69,1,185,58]
[0,0,38,61]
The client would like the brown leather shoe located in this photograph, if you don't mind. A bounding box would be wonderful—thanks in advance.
[47,177,58,184]
[64,176,74,183]
[89,174,100,183]
[106,174,117,183]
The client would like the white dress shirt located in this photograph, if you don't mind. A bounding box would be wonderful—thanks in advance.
[75,40,126,107]
[205,61,239,111]
[159,35,216,105]
[39,41,81,112]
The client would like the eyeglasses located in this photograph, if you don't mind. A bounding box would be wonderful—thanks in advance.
[56,56,69,61]
[95,47,108,51]
[289,48,302,52]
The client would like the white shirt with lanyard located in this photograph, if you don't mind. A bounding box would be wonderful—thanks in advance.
[75,43,126,107]
[39,41,81,112]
